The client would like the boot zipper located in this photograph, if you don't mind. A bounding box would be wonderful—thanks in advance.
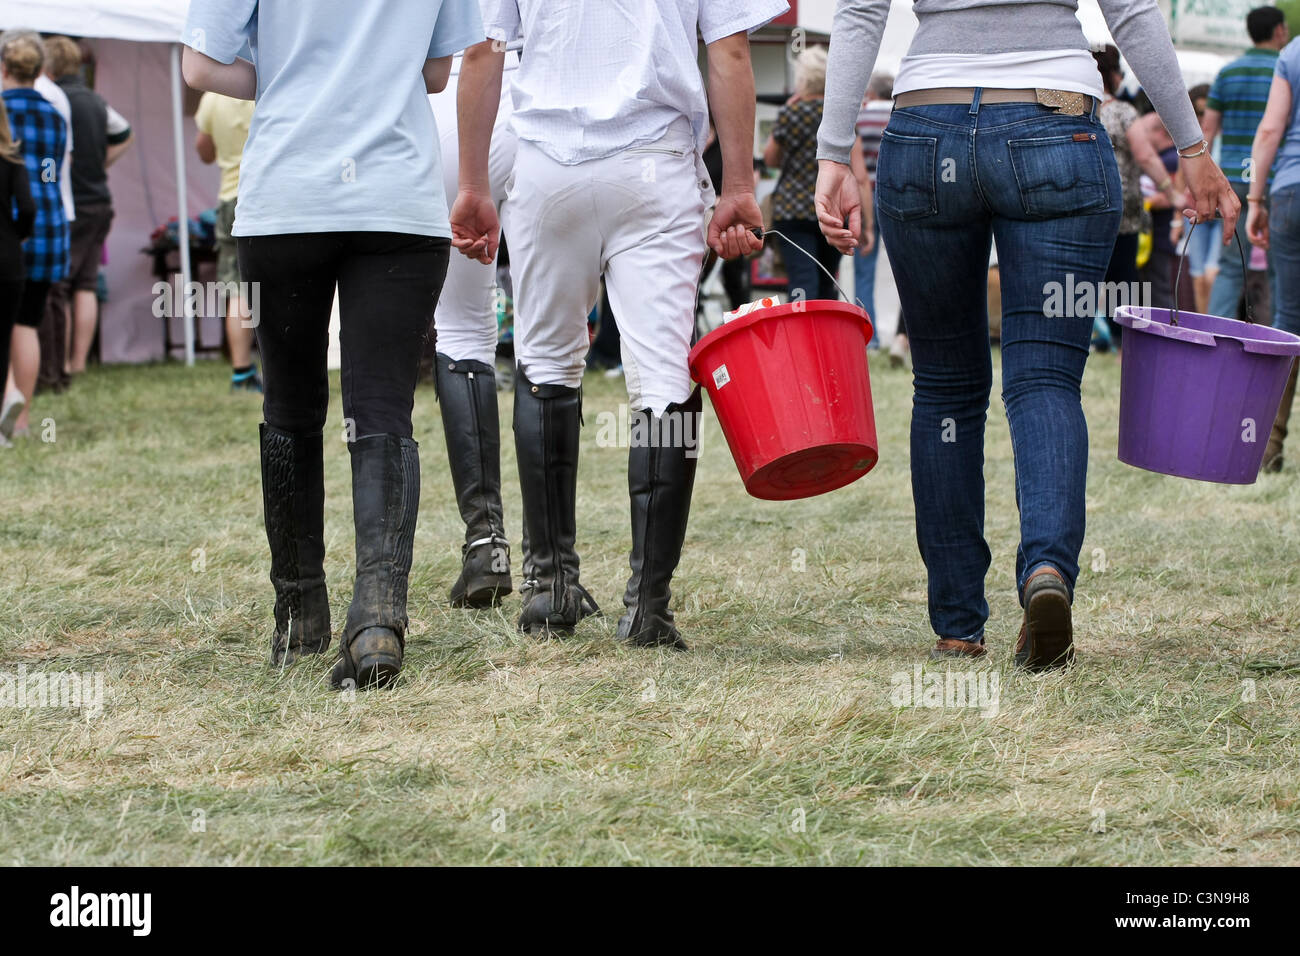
[466,370,495,552]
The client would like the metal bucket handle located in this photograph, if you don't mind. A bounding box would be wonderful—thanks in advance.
[1172,213,1253,326]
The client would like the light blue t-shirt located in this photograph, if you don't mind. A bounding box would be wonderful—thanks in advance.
[1270,38,1300,196]
[183,0,484,237]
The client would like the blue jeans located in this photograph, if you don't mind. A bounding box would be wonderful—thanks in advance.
[1271,183,1300,338]
[774,218,841,302]
[875,97,1121,643]
[1208,180,1275,322]
[854,216,881,341]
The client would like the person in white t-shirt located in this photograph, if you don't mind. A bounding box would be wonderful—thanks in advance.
[452,0,787,649]
[426,31,520,611]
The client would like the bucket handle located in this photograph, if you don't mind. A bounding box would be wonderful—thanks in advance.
[761,227,869,313]
[1172,213,1253,327]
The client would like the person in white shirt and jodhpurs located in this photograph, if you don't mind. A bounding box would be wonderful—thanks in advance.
[451,0,787,648]
[428,41,520,610]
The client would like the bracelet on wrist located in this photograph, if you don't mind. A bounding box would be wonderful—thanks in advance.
[1177,140,1209,159]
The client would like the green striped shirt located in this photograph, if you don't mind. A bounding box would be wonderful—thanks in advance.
[1207,47,1280,185]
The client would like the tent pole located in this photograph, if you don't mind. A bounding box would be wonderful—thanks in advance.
[170,43,195,366]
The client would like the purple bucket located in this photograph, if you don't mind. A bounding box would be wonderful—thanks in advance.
[1114,305,1300,483]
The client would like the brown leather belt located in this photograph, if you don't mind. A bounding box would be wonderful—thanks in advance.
[894,87,1097,116]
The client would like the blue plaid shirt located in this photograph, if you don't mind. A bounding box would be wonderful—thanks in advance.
[3,88,69,283]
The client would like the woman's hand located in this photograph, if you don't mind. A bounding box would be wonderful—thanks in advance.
[1181,153,1240,239]
[816,159,861,256]
[1246,201,1269,249]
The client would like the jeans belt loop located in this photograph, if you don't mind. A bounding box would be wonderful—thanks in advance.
[970,86,982,115]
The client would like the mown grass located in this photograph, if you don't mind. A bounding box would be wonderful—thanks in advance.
[0,350,1297,865]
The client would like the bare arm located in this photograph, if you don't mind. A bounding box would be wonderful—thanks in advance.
[1127,117,1177,199]
[105,133,133,167]
[423,56,453,95]
[1201,107,1222,145]
[849,138,874,252]
[1246,75,1293,246]
[182,46,256,100]
[763,134,782,169]
[1249,75,1290,199]
[449,40,504,263]
[706,31,765,259]
[195,131,217,165]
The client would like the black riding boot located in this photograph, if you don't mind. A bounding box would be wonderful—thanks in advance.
[260,424,331,665]
[331,434,420,689]
[513,370,599,634]
[616,389,702,651]
[435,353,513,607]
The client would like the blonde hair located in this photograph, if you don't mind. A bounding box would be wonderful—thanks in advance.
[0,31,45,85]
[794,46,828,98]
[44,35,82,80]
[0,97,20,164]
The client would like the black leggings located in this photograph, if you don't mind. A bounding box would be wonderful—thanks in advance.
[237,233,449,438]
[0,277,49,384]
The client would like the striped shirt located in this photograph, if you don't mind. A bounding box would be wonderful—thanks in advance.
[855,99,890,185]
[2,88,69,284]
[1207,47,1279,186]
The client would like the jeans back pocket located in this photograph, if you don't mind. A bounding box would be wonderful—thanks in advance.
[877,130,938,221]
[1008,131,1111,219]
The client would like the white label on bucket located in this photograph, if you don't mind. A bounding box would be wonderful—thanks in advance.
[713,364,731,390]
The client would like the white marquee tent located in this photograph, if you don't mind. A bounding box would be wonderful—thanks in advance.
[1,0,214,364]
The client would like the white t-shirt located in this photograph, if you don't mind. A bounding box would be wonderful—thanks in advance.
[893,50,1105,101]
[183,0,484,237]
[34,73,75,222]
[482,0,790,164]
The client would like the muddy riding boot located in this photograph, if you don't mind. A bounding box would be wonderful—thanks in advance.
[260,424,331,666]
[331,435,420,690]
[513,370,599,635]
[1263,359,1299,473]
[436,354,513,607]
[616,390,701,651]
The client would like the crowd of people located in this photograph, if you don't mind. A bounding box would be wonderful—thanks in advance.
[6,0,1300,684]
[0,31,132,447]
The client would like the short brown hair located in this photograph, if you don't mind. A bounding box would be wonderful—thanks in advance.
[0,31,45,84]
[44,35,82,79]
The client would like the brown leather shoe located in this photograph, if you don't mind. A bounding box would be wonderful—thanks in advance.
[930,638,988,660]
[1014,566,1074,672]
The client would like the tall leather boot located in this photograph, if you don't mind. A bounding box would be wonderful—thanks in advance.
[260,424,331,665]
[616,389,702,651]
[1263,359,1299,473]
[331,434,420,689]
[513,369,599,634]
[435,353,513,607]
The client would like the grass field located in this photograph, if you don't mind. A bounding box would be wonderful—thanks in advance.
[1,350,1298,866]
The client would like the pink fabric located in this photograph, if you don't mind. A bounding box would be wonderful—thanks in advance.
[95,38,221,363]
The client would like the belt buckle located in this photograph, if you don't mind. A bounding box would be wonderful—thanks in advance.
[1036,88,1086,116]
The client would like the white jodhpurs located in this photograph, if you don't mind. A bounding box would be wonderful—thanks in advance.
[430,64,518,366]
[502,118,713,415]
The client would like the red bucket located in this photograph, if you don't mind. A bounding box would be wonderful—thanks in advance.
[688,300,877,500]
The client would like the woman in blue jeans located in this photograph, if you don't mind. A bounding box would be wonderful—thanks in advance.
[816,0,1237,670]
[1247,36,1300,471]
